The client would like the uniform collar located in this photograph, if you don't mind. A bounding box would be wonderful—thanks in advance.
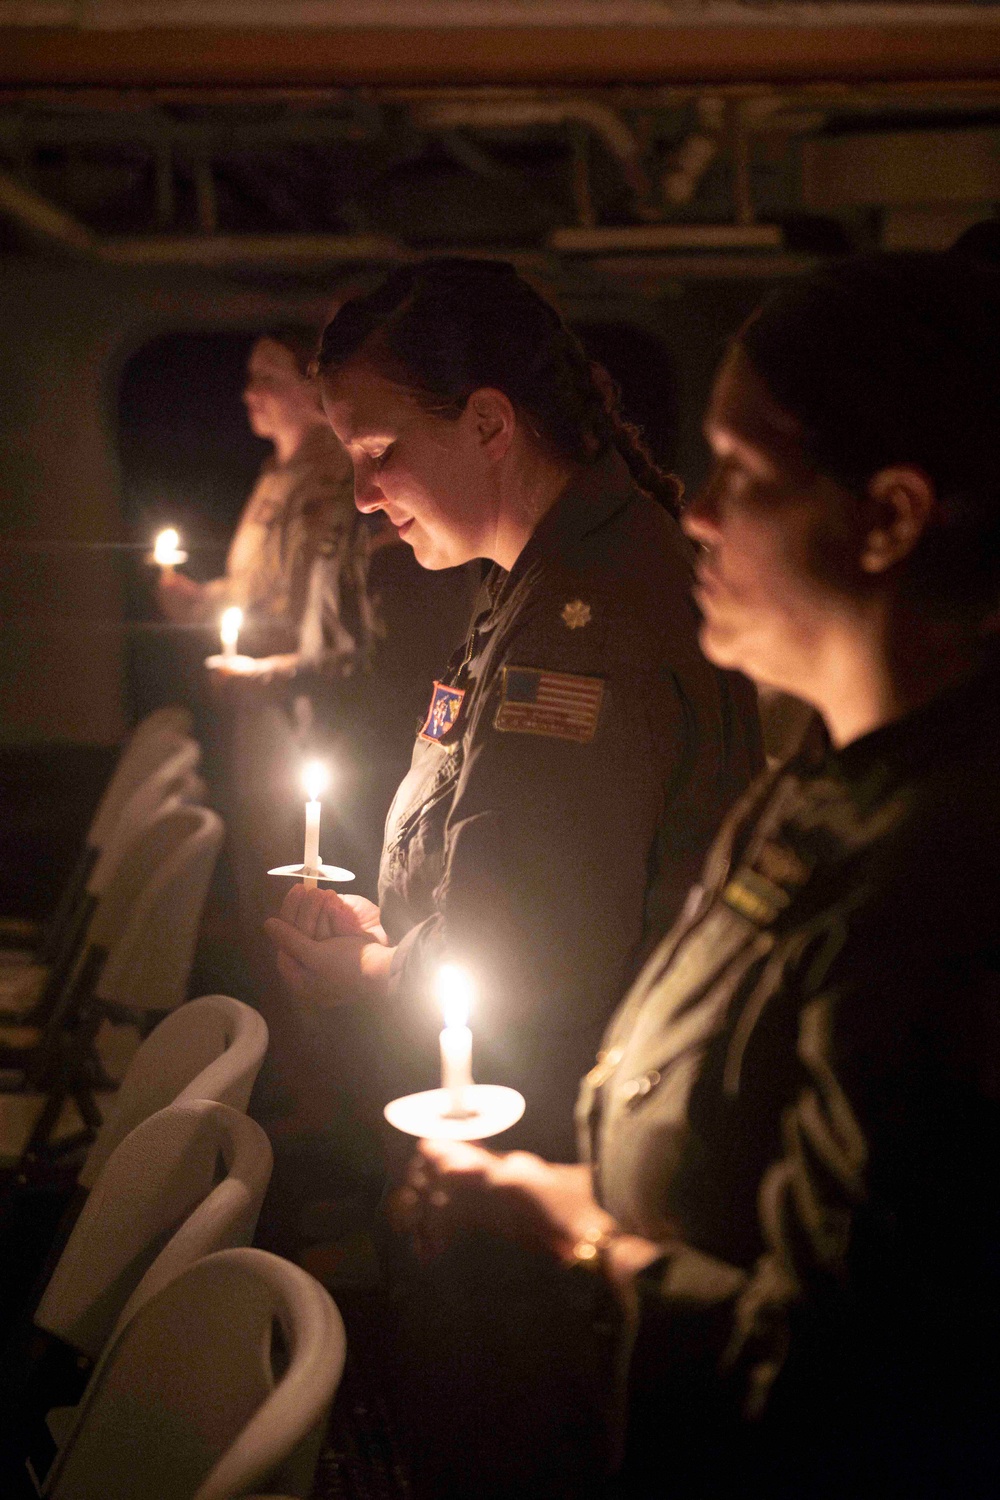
[823,644,1000,813]
[504,446,638,586]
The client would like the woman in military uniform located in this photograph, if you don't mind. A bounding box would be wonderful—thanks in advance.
[264,258,760,1159]
[404,253,1000,1497]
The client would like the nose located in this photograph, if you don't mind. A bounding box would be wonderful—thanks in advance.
[680,469,723,547]
[353,460,385,514]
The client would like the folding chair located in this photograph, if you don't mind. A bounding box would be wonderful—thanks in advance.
[46,1248,346,1500]
[0,999,268,1423]
[8,1101,272,1491]
[37,1100,274,1361]
[79,993,269,1190]
[0,706,195,959]
[0,737,203,1021]
[0,806,224,1176]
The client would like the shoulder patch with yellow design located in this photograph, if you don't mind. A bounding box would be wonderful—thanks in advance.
[419,681,466,743]
[494,666,604,744]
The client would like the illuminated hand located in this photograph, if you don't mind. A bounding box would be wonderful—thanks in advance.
[208,653,299,684]
[393,1143,613,1264]
[156,569,204,621]
[264,886,393,1006]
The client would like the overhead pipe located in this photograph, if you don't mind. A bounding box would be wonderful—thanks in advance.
[0,172,406,264]
[412,97,656,214]
[0,165,96,253]
[97,232,406,265]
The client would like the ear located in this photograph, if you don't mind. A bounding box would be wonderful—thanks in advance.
[860,466,936,575]
[466,387,516,462]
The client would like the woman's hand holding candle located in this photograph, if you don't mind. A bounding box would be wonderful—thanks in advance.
[264,886,394,1006]
[395,1145,665,1285]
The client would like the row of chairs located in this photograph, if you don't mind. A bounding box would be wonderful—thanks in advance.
[1,710,347,1496]
[0,708,225,1177]
[6,994,345,1500]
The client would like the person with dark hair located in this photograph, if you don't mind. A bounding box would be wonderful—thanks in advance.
[264,257,761,1159]
[403,253,1000,1498]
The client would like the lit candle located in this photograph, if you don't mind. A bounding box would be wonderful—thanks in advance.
[436,963,475,1118]
[302,760,327,890]
[153,527,184,571]
[220,606,242,660]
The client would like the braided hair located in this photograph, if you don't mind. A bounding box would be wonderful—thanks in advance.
[315,258,681,516]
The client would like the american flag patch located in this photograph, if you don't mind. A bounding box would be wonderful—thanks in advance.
[494,666,604,744]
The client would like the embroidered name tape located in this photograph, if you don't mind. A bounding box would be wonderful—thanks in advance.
[495,666,604,744]
[420,681,466,743]
[721,839,814,925]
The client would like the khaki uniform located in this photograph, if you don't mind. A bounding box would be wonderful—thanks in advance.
[580,652,1000,1498]
[202,422,373,665]
[375,449,761,1159]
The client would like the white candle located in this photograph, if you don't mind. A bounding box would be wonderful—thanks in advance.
[220,606,242,659]
[301,760,327,890]
[436,963,475,1117]
[153,527,184,570]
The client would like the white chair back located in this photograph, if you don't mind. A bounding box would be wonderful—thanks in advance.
[79,994,268,1189]
[91,803,224,1017]
[87,737,202,898]
[36,1100,273,1361]
[88,713,193,852]
[47,1248,346,1500]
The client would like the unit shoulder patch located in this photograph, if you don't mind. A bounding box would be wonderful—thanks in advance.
[494,666,604,744]
[419,681,466,743]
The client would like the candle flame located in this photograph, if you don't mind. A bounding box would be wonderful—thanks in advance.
[220,606,243,645]
[302,759,328,802]
[154,527,180,564]
[436,962,475,1029]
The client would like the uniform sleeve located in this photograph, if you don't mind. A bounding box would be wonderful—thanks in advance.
[385,588,690,1099]
[623,931,1000,1487]
[281,466,356,630]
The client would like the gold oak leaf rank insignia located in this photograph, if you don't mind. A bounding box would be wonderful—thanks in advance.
[561,600,592,629]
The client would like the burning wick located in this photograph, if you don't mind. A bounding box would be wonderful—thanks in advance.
[153,527,185,570]
[436,963,476,1119]
[219,606,243,660]
[302,760,328,890]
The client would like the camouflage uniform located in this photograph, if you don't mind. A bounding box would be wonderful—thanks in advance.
[580,652,1000,1497]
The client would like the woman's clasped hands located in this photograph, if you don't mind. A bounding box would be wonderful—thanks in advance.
[264,884,396,1005]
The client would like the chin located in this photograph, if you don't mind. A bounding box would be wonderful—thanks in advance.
[409,536,464,571]
[697,617,742,671]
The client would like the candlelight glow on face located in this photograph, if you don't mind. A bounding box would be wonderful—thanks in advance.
[220,606,243,657]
